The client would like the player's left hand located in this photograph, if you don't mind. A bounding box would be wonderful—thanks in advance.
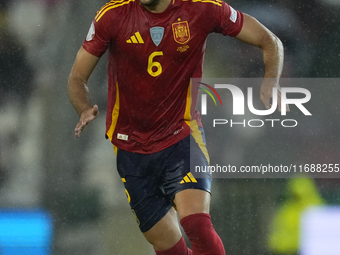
[74,105,99,138]
[260,81,289,112]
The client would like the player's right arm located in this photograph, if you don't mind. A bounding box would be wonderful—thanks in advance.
[68,4,118,137]
[68,46,100,138]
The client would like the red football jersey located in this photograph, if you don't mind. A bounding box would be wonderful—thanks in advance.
[83,0,243,154]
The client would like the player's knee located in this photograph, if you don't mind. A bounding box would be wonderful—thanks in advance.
[144,232,169,251]
[145,234,181,252]
[143,211,182,251]
[154,237,191,255]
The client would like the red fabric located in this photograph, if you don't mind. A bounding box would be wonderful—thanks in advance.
[155,237,192,255]
[82,0,243,154]
[180,213,225,255]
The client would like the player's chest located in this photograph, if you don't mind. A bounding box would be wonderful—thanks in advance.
[112,10,207,61]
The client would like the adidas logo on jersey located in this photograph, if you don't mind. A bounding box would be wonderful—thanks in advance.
[126,32,144,44]
[180,172,197,184]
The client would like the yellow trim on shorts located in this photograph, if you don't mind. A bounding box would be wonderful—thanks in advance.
[190,119,210,164]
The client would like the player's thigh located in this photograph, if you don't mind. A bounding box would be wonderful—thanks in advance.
[163,125,212,220]
[174,189,211,220]
[143,207,182,251]
[116,148,173,233]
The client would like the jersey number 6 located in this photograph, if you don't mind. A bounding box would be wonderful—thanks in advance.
[147,51,163,77]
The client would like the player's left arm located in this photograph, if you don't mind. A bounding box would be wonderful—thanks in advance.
[235,14,285,110]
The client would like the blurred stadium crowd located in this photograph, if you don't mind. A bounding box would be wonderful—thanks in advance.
[0,0,339,254]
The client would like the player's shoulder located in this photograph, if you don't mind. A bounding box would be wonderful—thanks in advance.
[177,0,225,16]
[179,0,224,8]
[191,0,224,7]
[94,0,137,23]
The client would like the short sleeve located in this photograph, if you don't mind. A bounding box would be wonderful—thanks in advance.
[82,13,112,57]
[213,2,244,37]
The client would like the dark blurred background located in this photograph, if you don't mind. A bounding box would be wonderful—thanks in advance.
[0,0,339,254]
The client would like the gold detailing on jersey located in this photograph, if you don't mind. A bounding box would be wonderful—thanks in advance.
[106,82,120,141]
[192,0,222,7]
[126,32,144,44]
[177,45,190,52]
[147,51,163,77]
[95,0,136,22]
[180,172,198,184]
[121,178,126,183]
[172,21,190,44]
[184,81,191,127]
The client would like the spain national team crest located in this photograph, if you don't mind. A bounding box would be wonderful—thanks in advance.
[172,21,190,44]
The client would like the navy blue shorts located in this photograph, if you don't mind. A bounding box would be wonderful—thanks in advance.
[116,127,212,233]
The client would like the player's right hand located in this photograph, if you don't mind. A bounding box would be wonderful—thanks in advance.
[74,105,99,138]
